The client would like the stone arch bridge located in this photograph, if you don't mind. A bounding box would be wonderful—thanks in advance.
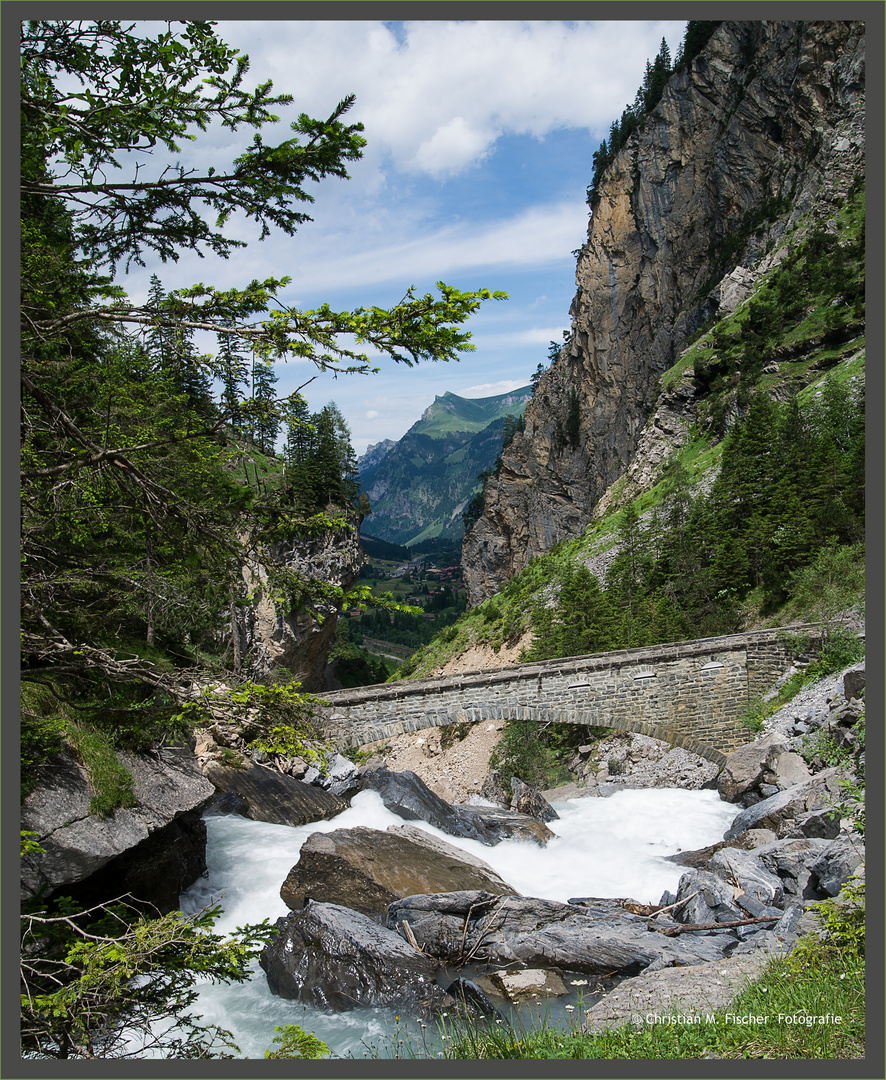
[321,628,824,768]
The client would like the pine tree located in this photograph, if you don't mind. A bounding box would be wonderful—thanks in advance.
[606,501,653,645]
[216,333,249,432]
[281,393,317,508]
[250,353,279,454]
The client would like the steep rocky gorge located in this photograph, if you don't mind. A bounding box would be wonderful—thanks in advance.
[240,520,363,690]
[463,20,865,604]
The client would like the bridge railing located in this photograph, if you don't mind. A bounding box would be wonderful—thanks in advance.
[322,624,829,707]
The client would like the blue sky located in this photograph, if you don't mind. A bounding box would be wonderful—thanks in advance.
[121,19,687,456]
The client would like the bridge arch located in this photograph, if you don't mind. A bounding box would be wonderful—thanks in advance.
[321,628,831,766]
[345,703,728,766]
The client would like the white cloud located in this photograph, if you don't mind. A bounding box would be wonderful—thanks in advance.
[276,198,589,297]
[366,409,380,419]
[414,117,497,177]
[471,326,571,349]
[458,380,530,398]
[219,19,686,176]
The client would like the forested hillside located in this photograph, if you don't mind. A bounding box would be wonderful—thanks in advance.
[358,386,532,545]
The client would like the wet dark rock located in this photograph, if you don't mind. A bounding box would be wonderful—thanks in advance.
[260,901,451,1013]
[362,767,552,846]
[445,977,501,1018]
[203,789,250,817]
[204,761,348,828]
[453,804,555,846]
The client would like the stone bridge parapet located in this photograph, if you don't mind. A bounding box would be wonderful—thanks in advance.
[321,627,830,766]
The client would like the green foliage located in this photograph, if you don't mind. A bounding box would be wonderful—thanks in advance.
[799,873,865,960]
[736,697,770,734]
[524,566,616,662]
[66,725,136,817]
[21,831,46,857]
[20,898,274,1059]
[439,721,472,751]
[21,17,505,756]
[264,1023,329,1060]
[487,721,564,790]
[21,683,70,797]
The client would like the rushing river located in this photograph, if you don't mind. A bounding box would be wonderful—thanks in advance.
[177,787,738,1059]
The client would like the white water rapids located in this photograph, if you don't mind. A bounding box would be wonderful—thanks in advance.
[177,787,738,1059]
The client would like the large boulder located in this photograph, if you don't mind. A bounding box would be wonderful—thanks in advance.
[21,747,214,911]
[582,951,772,1032]
[453,804,555,846]
[723,769,844,840]
[509,777,559,822]
[203,761,348,827]
[807,833,865,897]
[761,747,812,791]
[387,891,735,975]
[751,837,834,900]
[705,847,785,914]
[670,870,745,925]
[260,901,451,1013]
[717,732,787,804]
[843,663,865,701]
[362,768,553,846]
[279,825,516,919]
[664,828,778,869]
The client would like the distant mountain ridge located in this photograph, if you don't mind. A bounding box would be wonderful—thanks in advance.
[358,386,533,546]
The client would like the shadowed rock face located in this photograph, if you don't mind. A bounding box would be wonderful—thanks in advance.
[241,523,363,689]
[260,901,452,1014]
[20,747,214,912]
[361,767,554,846]
[463,20,865,603]
[203,762,349,828]
[279,825,516,920]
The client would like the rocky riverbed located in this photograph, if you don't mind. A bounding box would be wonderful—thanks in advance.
[249,660,866,1031]
[21,653,865,1047]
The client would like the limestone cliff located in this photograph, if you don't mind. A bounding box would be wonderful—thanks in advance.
[241,522,364,690]
[462,20,865,605]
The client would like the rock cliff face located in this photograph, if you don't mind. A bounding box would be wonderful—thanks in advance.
[463,20,865,604]
[20,748,214,912]
[241,521,363,690]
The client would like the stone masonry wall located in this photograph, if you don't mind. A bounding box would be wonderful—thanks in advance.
[322,628,826,763]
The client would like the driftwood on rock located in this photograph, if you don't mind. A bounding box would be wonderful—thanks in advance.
[651,915,781,937]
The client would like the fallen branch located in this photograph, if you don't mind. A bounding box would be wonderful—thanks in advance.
[400,919,423,954]
[651,915,781,937]
[644,890,700,930]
